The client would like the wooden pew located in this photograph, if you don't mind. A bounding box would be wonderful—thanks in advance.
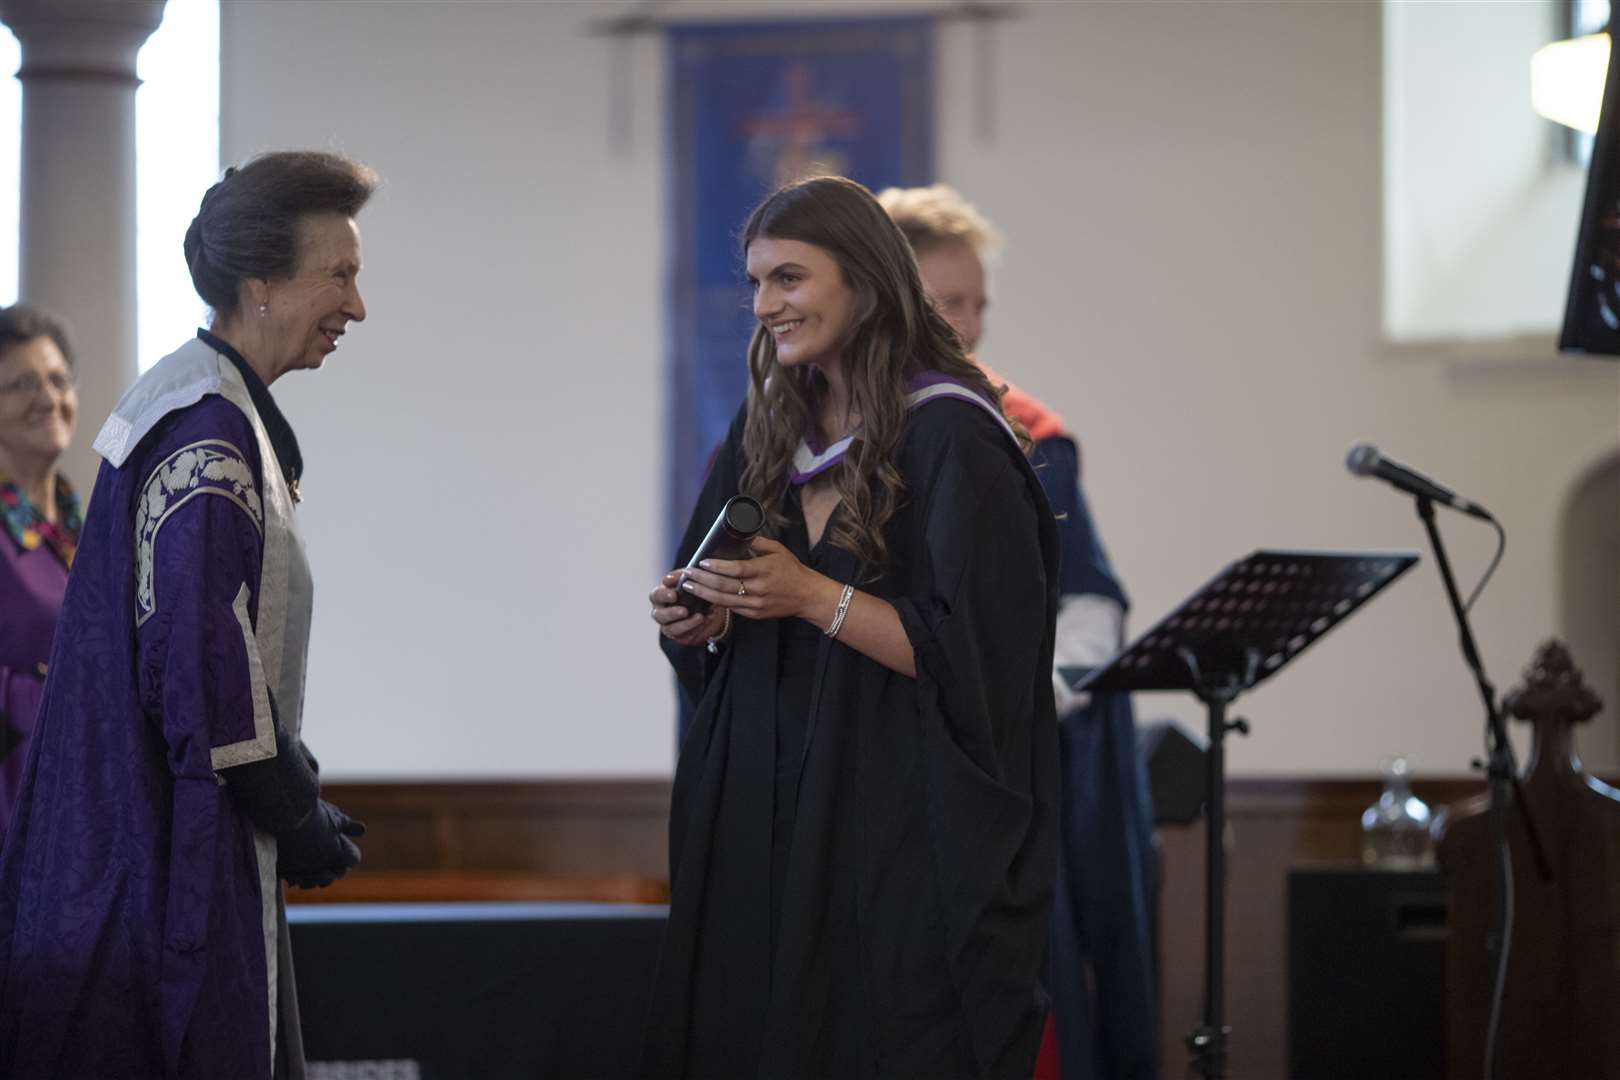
[1436,640,1620,1080]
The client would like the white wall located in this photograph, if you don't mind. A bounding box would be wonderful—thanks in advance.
[218,0,1619,780]
[221,0,669,776]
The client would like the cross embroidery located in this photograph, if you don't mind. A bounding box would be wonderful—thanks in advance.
[740,64,861,187]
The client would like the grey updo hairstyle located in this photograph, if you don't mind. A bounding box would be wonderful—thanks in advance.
[184,151,378,316]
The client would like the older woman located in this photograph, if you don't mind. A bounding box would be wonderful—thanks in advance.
[0,151,375,1080]
[0,304,79,838]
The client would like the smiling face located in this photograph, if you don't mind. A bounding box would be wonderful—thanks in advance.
[746,237,860,374]
[0,335,76,474]
[256,212,366,379]
[915,240,988,353]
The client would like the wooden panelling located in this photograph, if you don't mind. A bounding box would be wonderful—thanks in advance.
[304,779,673,897]
[304,775,1555,1080]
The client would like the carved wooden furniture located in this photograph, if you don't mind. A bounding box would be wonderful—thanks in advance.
[1436,640,1620,1080]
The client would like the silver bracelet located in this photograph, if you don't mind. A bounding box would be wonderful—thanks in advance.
[705,607,733,655]
[825,583,855,639]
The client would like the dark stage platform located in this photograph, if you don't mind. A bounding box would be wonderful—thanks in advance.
[290,902,667,1080]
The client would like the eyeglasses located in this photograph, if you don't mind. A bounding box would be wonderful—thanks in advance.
[0,370,76,399]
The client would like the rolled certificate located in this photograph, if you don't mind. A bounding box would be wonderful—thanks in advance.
[680,495,765,615]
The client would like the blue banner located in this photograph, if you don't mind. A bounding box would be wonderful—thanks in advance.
[664,17,935,554]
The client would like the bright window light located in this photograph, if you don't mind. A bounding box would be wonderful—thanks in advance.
[1575,0,1611,37]
[0,28,19,308]
[1532,32,1609,135]
[137,0,218,372]
[1567,0,1610,162]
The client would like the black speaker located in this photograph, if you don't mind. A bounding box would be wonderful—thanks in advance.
[1287,867,1446,1080]
[290,904,667,1079]
[1137,718,1207,825]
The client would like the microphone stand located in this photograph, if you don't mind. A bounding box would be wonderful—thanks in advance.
[1412,496,1551,1079]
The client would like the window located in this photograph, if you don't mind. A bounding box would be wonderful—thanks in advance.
[1569,0,1611,164]
[0,28,19,308]
[1384,0,1588,343]
[1573,0,1610,37]
[136,0,220,371]
[0,3,217,358]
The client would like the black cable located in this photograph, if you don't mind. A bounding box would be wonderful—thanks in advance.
[1463,516,1507,614]
[1464,513,1509,1080]
[1483,808,1515,1080]
[1414,498,1515,1080]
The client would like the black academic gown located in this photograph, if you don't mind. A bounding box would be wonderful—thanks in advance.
[645,397,1060,1080]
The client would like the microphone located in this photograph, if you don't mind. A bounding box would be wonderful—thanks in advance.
[1345,443,1495,521]
[679,495,765,615]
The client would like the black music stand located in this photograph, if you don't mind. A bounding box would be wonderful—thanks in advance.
[1075,549,1418,1080]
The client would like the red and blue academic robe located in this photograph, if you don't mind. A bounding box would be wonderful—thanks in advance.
[997,377,1160,1080]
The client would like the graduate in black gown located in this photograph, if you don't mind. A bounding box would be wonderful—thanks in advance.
[645,176,1060,1080]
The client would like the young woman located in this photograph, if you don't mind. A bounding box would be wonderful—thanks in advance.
[645,176,1060,1080]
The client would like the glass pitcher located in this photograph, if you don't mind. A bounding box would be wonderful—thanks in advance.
[1360,756,1435,869]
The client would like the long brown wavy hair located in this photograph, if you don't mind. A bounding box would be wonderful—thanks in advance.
[738,175,1025,570]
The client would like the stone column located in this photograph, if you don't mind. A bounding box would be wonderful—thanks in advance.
[0,0,166,496]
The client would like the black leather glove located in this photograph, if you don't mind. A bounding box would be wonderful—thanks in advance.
[278,799,366,889]
[220,707,319,835]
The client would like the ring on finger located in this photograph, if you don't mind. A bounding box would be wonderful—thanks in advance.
[737,581,747,597]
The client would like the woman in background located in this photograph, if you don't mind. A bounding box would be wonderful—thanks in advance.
[645,175,1060,1079]
[0,304,79,839]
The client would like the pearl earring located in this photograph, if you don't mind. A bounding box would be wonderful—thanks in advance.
[258,303,268,317]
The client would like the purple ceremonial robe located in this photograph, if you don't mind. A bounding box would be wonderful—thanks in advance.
[0,359,292,1078]
[0,512,70,837]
